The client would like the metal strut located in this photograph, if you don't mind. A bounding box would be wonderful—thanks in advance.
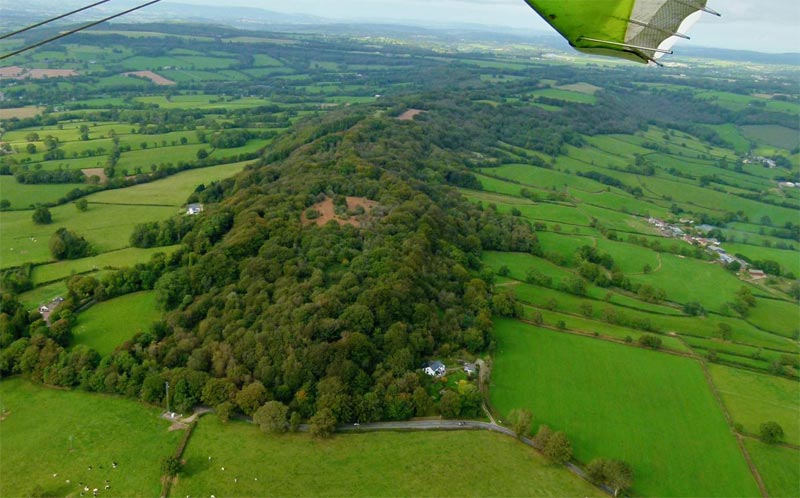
[577,37,674,55]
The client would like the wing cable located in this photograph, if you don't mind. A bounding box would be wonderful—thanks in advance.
[0,0,163,61]
[0,0,114,41]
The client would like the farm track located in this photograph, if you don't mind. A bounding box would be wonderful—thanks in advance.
[89,201,180,208]
[677,336,770,498]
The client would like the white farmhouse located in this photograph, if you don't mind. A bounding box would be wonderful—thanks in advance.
[423,361,446,377]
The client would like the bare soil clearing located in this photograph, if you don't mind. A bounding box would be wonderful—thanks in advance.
[0,67,79,79]
[82,168,108,183]
[398,109,425,120]
[302,196,378,227]
[123,71,176,86]
[0,106,45,119]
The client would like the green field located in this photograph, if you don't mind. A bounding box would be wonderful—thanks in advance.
[630,253,757,311]
[1,162,247,269]
[88,161,250,206]
[491,318,760,497]
[0,176,85,209]
[741,125,800,150]
[533,88,597,104]
[745,440,800,498]
[0,379,181,498]
[31,246,179,285]
[72,291,161,356]
[172,415,603,498]
[710,364,800,446]
[0,204,177,268]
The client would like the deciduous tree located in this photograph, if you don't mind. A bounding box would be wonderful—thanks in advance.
[254,401,289,433]
[508,408,533,439]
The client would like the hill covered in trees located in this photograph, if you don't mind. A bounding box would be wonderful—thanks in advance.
[0,105,537,423]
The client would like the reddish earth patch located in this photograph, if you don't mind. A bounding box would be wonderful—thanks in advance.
[0,106,44,119]
[397,109,425,121]
[124,70,176,86]
[302,196,378,228]
[0,66,25,78]
[27,69,78,79]
[0,67,79,80]
[82,168,107,184]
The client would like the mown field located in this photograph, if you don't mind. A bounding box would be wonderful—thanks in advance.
[172,415,604,498]
[709,365,800,446]
[31,246,179,285]
[0,176,85,209]
[0,204,177,268]
[490,318,760,497]
[72,291,161,356]
[744,440,800,498]
[0,379,181,498]
[0,162,249,269]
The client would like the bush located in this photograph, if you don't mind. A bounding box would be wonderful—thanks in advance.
[253,401,289,433]
[49,228,92,260]
[216,401,234,423]
[161,455,181,476]
[543,431,572,464]
[638,334,663,350]
[759,421,784,444]
[32,206,52,224]
[309,408,337,438]
[587,458,634,497]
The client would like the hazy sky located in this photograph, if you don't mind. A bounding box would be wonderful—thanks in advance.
[165,0,800,53]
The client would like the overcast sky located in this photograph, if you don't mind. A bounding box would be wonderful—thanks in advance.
[164,0,799,53]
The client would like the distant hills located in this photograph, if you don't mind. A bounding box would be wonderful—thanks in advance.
[1,0,797,66]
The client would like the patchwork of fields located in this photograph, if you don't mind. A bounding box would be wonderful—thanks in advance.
[1,22,798,498]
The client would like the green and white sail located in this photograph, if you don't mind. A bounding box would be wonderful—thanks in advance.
[523,0,719,64]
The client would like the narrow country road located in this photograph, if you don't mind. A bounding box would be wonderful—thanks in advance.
[337,419,513,435]
[336,419,614,496]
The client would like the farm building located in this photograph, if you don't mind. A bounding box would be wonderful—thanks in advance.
[748,269,766,279]
[186,203,204,215]
[423,361,446,377]
[463,363,477,377]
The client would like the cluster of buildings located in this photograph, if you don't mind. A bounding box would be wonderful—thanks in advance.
[647,217,749,269]
[422,360,477,378]
[744,155,777,169]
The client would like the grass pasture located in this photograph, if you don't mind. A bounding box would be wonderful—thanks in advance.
[31,246,179,285]
[172,415,603,498]
[0,176,85,209]
[0,379,180,498]
[88,161,250,207]
[490,318,760,497]
[0,204,177,268]
[533,88,597,104]
[710,364,800,446]
[741,125,800,150]
[72,291,161,356]
[630,253,756,311]
[745,440,800,498]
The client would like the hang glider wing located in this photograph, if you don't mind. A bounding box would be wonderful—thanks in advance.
[523,0,719,64]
